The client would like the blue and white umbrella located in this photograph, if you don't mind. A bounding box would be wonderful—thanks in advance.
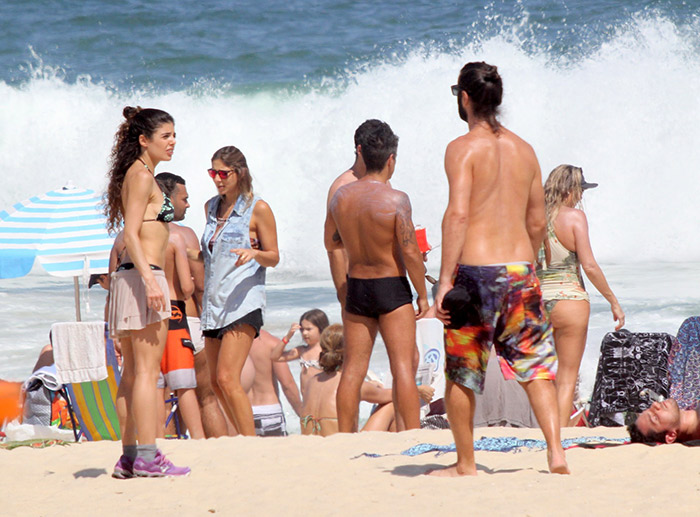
[0,183,115,319]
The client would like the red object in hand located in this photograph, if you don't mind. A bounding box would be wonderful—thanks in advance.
[415,226,431,253]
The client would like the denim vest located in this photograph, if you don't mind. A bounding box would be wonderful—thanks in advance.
[200,194,266,331]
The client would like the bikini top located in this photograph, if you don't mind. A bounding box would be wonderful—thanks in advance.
[138,158,174,224]
[299,356,321,371]
[143,191,175,223]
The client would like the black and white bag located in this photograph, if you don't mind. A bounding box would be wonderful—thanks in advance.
[587,329,674,427]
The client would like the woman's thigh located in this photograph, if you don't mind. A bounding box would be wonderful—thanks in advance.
[217,325,256,380]
[205,337,222,378]
[550,300,590,361]
[129,321,168,374]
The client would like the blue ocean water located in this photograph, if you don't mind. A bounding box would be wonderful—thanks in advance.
[2,1,700,428]
[2,1,699,89]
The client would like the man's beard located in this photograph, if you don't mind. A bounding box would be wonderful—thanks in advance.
[458,97,468,122]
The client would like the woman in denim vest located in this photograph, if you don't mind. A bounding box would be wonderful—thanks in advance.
[200,146,280,435]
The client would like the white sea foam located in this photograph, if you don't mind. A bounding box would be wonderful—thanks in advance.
[2,15,699,279]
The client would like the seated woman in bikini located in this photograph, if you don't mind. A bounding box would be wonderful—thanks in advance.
[271,309,329,396]
[301,324,433,435]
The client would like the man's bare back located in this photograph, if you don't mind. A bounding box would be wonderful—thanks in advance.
[326,167,362,209]
[330,178,411,279]
[446,125,545,266]
[163,230,193,301]
[245,330,302,436]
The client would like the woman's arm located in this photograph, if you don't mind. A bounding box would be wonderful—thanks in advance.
[232,199,279,268]
[570,210,625,330]
[122,170,167,311]
[360,381,393,405]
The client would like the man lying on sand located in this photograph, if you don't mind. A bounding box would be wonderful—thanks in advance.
[627,398,700,444]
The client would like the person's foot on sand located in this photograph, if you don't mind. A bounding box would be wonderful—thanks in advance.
[425,462,477,477]
[548,449,570,475]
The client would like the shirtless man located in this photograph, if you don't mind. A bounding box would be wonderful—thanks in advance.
[241,330,302,436]
[429,62,568,476]
[628,399,700,444]
[325,119,429,432]
[326,120,393,307]
[153,173,204,439]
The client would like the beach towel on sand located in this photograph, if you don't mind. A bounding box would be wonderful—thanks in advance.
[588,330,674,427]
[352,436,628,459]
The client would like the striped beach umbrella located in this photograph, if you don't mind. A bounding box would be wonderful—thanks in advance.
[0,183,114,320]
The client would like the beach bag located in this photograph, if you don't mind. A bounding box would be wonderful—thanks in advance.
[587,329,674,427]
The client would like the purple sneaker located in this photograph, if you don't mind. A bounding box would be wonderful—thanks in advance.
[133,450,190,478]
[112,455,135,479]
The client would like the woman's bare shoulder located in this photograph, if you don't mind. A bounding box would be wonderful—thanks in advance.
[252,198,273,215]
[557,206,587,225]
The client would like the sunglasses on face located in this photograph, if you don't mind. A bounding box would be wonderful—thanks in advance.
[451,85,461,96]
[208,168,237,179]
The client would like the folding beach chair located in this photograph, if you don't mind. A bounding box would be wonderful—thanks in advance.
[62,331,122,441]
[588,329,674,426]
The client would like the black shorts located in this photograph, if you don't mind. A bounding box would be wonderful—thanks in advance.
[202,309,263,340]
[345,276,413,319]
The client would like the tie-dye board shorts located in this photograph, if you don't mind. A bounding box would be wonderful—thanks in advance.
[444,263,557,394]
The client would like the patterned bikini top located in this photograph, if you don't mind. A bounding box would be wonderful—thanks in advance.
[299,356,321,371]
[143,191,175,223]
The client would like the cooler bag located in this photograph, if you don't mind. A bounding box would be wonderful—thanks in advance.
[587,329,674,426]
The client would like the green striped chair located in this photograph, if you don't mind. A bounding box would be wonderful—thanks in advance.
[64,335,121,441]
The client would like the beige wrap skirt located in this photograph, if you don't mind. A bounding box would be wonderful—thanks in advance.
[108,268,171,338]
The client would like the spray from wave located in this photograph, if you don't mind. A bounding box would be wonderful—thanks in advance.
[1,13,699,281]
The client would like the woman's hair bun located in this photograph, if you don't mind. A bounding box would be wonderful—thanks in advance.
[122,106,142,120]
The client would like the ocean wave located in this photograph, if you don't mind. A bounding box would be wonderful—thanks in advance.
[1,14,699,280]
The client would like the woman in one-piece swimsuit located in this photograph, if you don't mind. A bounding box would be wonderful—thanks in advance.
[536,164,625,427]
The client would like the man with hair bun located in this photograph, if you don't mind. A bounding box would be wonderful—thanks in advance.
[430,62,569,476]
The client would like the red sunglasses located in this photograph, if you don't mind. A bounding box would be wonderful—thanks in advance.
[208,168,237,179]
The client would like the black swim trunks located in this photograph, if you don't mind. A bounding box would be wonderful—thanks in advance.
[345,276,413,319]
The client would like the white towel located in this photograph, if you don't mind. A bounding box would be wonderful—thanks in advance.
[23,364,62,391]
[52,321,107,384]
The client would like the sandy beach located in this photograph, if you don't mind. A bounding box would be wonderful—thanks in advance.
[1,426,697,516]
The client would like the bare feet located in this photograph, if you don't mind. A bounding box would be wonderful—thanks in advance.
[425,463,477,477]
[547,449,570,475]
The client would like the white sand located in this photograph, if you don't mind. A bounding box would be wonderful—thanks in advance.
[1,426,698,516]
